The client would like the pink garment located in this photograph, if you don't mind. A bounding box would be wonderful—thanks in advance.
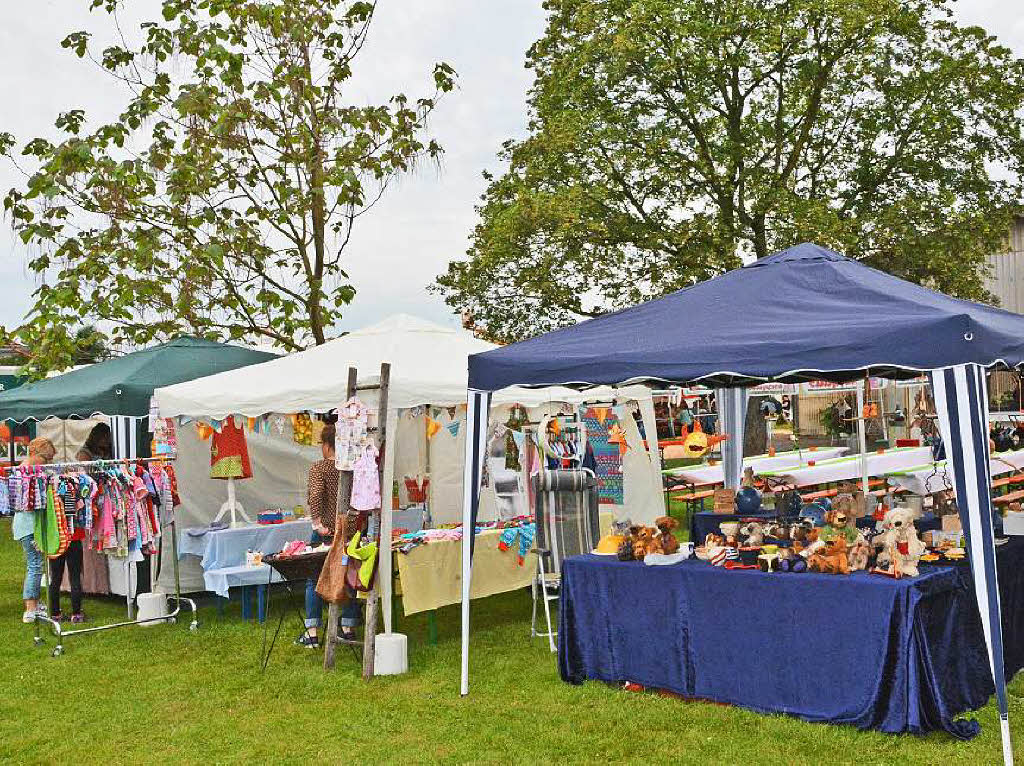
[350,445,381,511]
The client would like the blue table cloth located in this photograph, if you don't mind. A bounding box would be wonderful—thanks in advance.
[558,553,1001,738]
[690,511,941,543]
[179,519,313,572]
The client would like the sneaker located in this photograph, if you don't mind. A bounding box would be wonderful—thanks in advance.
[295,632,319,649]
[51,612,64,623]
[22,611,35,624]
[70,613,86,624]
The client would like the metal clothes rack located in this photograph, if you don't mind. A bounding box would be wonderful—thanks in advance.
[25,455,198,656]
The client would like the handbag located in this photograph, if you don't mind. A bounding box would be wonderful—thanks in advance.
[35,483,69,559]
[315,512,372,602]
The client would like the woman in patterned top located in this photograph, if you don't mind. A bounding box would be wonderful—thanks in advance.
[299,424,361,647]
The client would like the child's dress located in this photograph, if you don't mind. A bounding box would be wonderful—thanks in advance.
[350,445,381,511]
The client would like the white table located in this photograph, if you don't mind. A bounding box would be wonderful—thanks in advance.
[203,563,283,600]
[760,447,934,488]
[665,447,848,486]
[885,449,1024,495]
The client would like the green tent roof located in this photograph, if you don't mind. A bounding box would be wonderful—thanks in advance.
[0,337,277,421]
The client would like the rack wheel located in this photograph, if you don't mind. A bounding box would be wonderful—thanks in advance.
[34,636,44,646]
[51,646,63,657]
[189,621,199,632]
[168,616,177,625]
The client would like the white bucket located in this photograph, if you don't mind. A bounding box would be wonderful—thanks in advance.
[374,632,408,675]
[136,592,168,626]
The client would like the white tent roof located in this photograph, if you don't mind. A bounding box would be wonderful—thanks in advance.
[155,314,651,418]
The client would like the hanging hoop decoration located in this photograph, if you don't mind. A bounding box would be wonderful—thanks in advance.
[537,412,587,463]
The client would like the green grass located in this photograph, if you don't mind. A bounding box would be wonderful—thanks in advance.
[0,517,1021,764]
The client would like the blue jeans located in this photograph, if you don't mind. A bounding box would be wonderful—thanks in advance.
[19,534,43,602]
[304,531,361,629]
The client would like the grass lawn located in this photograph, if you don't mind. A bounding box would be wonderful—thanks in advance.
[0,517,1021,764]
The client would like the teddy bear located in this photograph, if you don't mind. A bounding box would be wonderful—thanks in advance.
[873,507,926,577]
[654,516,680,555]
[820,509,863,546]
[739,520,765,548]
[763,521,790,543]
[808,536,850,574]
[632,527,658,561]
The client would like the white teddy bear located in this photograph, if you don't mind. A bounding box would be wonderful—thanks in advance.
[874,507,927,577]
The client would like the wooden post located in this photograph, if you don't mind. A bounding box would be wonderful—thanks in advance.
[362,362,390,680]
[324,366,358,671]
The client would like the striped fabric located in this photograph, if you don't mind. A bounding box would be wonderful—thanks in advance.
[110,415,140,459]
[460,388,491,697]
[930,364,1013,765]
[715,387,747,489]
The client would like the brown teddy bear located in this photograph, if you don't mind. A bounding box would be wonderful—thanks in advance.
[808,536,850,574]
[632,527,656,561]
[655,516,680,555]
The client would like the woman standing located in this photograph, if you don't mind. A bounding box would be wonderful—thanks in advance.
[299,424,362,648]
[77,422,113,462]
[14,437,55,623]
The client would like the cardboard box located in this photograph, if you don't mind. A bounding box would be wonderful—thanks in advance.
[713,489,736,514]
[942,514,963,532]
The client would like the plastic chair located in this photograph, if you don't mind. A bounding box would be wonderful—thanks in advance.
[531,468,599,652]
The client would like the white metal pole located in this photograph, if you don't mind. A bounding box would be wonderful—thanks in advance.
[857,381,869,497]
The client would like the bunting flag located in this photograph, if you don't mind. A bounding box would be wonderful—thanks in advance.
[510,429,526,456]
[595,406,610,425]
[550,416,562,437]
[195,422,214,441]
[447,421,461,438]
[426,416,442,440]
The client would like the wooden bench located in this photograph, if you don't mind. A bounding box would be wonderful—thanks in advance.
[993,489,1024,507]
[992,473,1024,492]
[801,479,885,503]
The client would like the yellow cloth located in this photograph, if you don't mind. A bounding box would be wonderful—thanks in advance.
[396,512,614,615]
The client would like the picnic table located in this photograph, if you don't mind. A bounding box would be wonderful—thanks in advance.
[663,446,848,487]
[758,447,933,488]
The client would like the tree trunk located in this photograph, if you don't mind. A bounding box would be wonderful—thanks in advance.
[744,395,768,456]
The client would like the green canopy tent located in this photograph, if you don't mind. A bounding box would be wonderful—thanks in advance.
[0,336,276,422]
[0,336,278,601]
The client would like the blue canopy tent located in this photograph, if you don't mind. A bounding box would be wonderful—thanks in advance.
[461,243,1020,762]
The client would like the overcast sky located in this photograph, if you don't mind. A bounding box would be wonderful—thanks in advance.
[0,1,1020,343]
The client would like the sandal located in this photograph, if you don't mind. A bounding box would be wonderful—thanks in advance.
[295,632,319,649]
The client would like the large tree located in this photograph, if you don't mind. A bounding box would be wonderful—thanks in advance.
[436,0,1024,343]
[4,0,454,376]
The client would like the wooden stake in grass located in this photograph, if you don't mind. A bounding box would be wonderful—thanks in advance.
[362,362,390,681]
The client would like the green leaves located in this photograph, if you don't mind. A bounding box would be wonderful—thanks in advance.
[5,0,455,374]
[438,0,1024,343]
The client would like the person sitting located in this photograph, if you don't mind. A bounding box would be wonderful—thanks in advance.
[77,422,113,462]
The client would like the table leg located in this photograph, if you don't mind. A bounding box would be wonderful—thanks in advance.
[427,610,438,645]
[241,586,252,621]
[257,585,267,624]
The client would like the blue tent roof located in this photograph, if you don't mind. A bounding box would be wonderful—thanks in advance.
[468,243,1024,391]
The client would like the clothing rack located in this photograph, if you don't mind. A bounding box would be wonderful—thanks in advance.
[24,455,198,656]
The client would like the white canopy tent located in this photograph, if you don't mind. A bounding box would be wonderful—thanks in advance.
[155,314,663,633]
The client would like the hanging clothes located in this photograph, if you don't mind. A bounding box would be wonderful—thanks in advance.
[351,444,382,512]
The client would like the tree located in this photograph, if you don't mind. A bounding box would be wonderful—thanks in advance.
[4,0,455,373]
[436,0,1024,343]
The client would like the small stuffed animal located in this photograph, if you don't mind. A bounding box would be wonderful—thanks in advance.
[808,536,849,575]
[704,532,725,548]
[739,520,765,548]
[820,509,862,546]
[763,521,790,543]
[873,507,926,577]
[654,516,680,555]
[633,527,657,561]
[848,539,871,571]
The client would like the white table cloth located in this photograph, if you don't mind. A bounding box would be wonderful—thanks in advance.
[203,563,283,599]
[884,449,1024,495]
[760,447,934,488]
[179,519,313,571]
[665,447,848,486]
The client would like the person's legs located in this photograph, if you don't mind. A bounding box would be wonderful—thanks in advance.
[304,578,323,632]
[66,541,84,616]
[48,552,67,618]
[19,535,42,615]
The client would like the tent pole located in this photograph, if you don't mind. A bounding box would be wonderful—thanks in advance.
[857,381,869,497]
[460,389,490,696]
[379,405,399,634]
